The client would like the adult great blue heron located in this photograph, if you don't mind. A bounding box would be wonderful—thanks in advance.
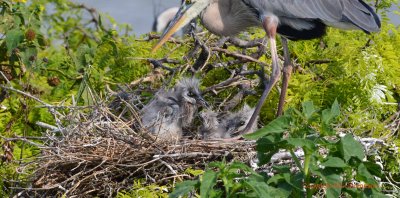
[152,0,381,134]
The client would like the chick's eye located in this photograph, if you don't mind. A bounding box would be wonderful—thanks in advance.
[239,121,246,126]
[188,91,195,97]
[185,0,191,4]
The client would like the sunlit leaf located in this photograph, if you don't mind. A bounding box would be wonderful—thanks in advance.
[340,134,365,162]
[244,116,291,140]
[200,171,218,198]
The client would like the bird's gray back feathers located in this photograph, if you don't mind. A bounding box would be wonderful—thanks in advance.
[244,0,380,33]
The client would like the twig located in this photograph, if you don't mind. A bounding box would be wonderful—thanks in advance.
[36,121,61,132]
[211,47,266,65]
[148,59,177,73]
[154,152,216,159]
[0,71,11,84]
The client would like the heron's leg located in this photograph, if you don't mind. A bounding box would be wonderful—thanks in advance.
[276,37,293,116]
[240,17,281,134]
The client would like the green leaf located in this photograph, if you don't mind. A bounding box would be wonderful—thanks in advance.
[339,134,365,162]
[286,138,316,151]
[257,151,278,166]
[229,162,256,173]
[200,170,218,198]
[320,100,340,136]
[208,161,225,169]
[244,116,290,140]
[322,171,342,198]
[356,163,378,186]
[185,168,204,177]
[245,180,290,198]
[321,157,348,168]
[6,29,24,53]
[330,99,340,119]
[255,134,284,152]
[169,180,199,198]
[363,161,383,177]
[302,101,317,121]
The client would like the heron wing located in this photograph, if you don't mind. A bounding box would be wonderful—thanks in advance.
[255,0,380,32]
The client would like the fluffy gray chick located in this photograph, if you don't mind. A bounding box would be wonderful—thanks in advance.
[200,104,258,140]
[220,104,258,137]
[141,78,208,140]
[199,110,227,140]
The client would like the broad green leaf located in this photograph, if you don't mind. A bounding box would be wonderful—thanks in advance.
[320,100,340,136]
[356,163,378,186]
[321,157,348,168]
[267,174,286,185]
[339,134,365,162]
[286,138,316,151]
[321,108,332,125]
[200,171,218,198]
[244,116,290,140]
[363,161,383,177]
[6,29,24,53]
[302,101,317,121]
[283,173,303,191]
[257,151,277,166]
[255,134,284,152]
[313,169,342,198]
[245,180,290,198]
[323,172,342,198]
[169,180,199,198]
[330,99,340,119]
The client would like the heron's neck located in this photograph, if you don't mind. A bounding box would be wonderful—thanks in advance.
[200,0,260,36]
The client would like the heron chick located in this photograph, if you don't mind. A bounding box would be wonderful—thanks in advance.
[141,77,208,140]
[221,104,258,136]
[199,109,226,139]
[200,104,258,140]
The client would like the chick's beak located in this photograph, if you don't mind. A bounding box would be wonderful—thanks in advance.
[195,93,210,108]
[151,1,208,53]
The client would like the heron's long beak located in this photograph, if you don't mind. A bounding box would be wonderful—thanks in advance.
[195,93,210,108]
[151,0,209,53]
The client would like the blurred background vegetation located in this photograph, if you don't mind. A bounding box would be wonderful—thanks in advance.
[0,0,399,197]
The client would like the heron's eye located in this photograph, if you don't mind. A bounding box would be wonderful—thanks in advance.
[185,0,192,4]
[239,121,246,126]
[188,91,195,97]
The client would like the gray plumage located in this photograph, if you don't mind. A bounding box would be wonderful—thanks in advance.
[199,110,226,139]
[141,78,207,140]
[198,0,380,37]
[220,104,258,135]
[200,104,258,140]
[241,0,381,36]
[153,0,380,134]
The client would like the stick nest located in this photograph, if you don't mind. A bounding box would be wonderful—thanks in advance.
[24,103,257,197]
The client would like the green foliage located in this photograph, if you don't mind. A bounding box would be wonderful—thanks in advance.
[284,21,400,135]
[172,102,388,197]
[245,101,386,197]
[170,161,290,198]
[1,0,399,196]
[116,180,169,198]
